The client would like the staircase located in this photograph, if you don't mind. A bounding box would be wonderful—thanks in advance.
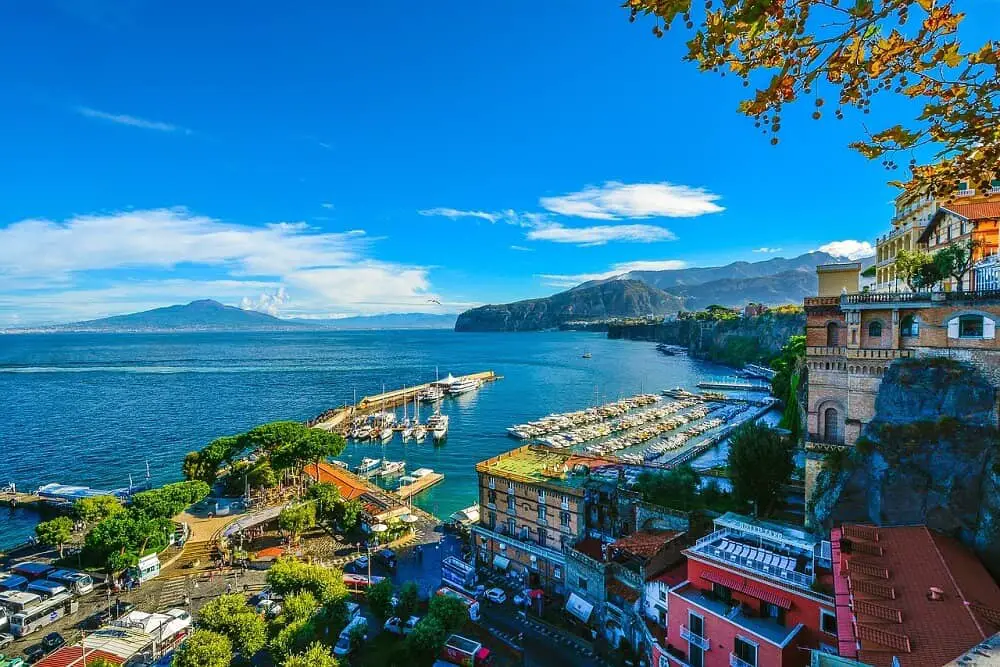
[159,540,216,579]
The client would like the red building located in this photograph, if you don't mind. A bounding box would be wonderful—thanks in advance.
[663,513,837,667]
[832,524,1000,667]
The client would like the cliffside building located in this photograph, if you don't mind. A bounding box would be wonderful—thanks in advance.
[803,262,1000,512]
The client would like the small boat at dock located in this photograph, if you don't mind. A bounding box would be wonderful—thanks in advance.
[448,504,480,529]
[427,411,449,441]
[355,458,382,476]
[378,460,406,477]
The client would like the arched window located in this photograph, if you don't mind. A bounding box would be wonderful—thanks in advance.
[900,315,919,337]
[826,322,840,347]
[868,321,883,337]
[823,407,841,443]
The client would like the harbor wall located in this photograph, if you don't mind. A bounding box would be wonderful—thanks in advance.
[607,312,805,367]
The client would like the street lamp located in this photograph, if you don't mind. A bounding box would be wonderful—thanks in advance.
[369,523,388,586]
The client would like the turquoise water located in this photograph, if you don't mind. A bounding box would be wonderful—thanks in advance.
[0,330,739,548]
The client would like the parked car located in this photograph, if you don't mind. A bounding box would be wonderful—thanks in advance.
[22,645,45,664]
[0,657,25,667]
[333,616,368,657]
[354,555,370,570]
[513,592,529,608]
[42,633,64,651]
[383,615,420,636]
[248,589,273,607]
[257,599,282,619]
[0,632,13,650]
[484,588,506,604]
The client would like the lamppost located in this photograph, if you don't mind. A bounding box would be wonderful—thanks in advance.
[369,523,388,586]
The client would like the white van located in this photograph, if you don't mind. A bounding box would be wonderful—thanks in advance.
[333,616,368,657]
[135,554,161,583]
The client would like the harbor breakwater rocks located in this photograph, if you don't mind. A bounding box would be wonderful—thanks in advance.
[808,358,1000,577]
[607,312,805,367]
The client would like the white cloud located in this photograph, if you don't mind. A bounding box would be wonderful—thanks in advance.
[753,247,783,254]
[539,182,724,220]
[321,202,334,210]
[76,106,189,133]
[240,287,290,316]
[538,259,687,288]
[418,207,501,223]
[0,208,443,326]
[526,222,676,246]
[509,245,534,252]
[817,240,875,260]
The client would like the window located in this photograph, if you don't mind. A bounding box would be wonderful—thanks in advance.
[538,489,546,504]
[712,583,732,605]
[507,518,516,535]
[507,493,515,513]
[826,322,840,346]
[821,609,838,635]
[488,512,496,530]
[578,576,588,591]
[488,476,495,490]
[538,504,547,522]
[537,527,547,547]
[488,489,496,505]
[823,407,841,443]
[761,601,785,626]
[868,321,882,337]
[960,315,985,338]
[560,511,570,527]
[658,587,667,602]
[734,637,758,667]
[900,315,919,337]
[688,613,705,667]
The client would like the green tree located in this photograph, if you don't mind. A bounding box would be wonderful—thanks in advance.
[406,616,448,662]
[279,503,317,543]
[266,557,349,606]
[306,483,341,524]
[279,591,320,624]
[770,335,805,406]
[242,421,310,455]
[197,593,267,657]
[105,550,138,573]
[367,578,395,620]
[131,481,210,520]
[35,516,74,558]
[727,421,795,517]
[84,513,172,570]
[934,239,983,292]
[74,495,124,525]
[427,594,468,635]
[282,642,339,667]
[777,371,803,442]
[272,617,318,662]
[333,499,364,532]
[172,629,233,667]
[635,464,702,511]
[895,249,938,291]
[395,581,420,622]
[295,430,347,482]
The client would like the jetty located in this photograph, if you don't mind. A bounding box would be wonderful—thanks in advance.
[308,370,500,433]
[696,379,771,392]
[396,471,444,501]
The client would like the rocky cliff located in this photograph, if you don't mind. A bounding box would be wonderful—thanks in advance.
[454,280,685,332]
[607,312,805,367]
[809,358,1000,576]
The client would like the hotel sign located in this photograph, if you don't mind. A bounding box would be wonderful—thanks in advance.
[721,516,814,548]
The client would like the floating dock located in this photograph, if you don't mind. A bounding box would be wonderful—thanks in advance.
[396,472,444,500]
[696,380,771,392]
[308,370,500,433]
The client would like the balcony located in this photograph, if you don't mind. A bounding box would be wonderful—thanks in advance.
[806,346,846,357]
[955,188,976,197]
[846,348,912,360]
[843,291,924,304]
[680,626,710,651]
[730,655,755,667]
[803,296,840,308]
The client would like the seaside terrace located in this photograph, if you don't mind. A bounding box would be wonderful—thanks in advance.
[474,445,620,491]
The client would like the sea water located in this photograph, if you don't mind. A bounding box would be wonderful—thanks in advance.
[0,329,742,548]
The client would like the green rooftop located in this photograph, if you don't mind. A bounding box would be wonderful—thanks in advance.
[476,445,617,490]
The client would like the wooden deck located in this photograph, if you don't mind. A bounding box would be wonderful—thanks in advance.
[396,472,444,500]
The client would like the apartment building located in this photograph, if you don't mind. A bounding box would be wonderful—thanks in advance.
[663,513,837,667]
[917,201,1000,291]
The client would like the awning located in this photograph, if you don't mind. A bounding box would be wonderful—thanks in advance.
[528,589,544,599]
[566,592,594,623]
[743,580,793,610]
[701,569,744,590]
[493,555,511,570]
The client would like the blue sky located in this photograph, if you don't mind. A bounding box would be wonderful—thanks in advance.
[0,1,992,325]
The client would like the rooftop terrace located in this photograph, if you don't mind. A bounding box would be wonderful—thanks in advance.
[476,445,618,489]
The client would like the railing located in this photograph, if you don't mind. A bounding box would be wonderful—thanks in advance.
[695,528,730,548]
[730,654,755,667]
[680,626,710,651]
[807,346,847,356]
[701,542,814,588]
[955,189,976,197]
[843,291,926,304]
[990,186,1000,195]
[804,296,840,307]
[807,433,846,446]
[943,288,1000,302]
[846,348,912,360]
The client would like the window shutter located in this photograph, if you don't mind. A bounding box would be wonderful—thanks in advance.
[948,319,960,338]
[985,319,996,340]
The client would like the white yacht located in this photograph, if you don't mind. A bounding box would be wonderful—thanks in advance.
[447,377,480,396]
[418,386,444,403]
[413,424,427,441]
[379,460,406,477]
[427,412,449,441]
[355,424,372,440]
[356,457,382,476]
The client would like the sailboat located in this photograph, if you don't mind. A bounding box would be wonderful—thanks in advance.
[402,393,415,439]
[427,406,449,442]
[411,395,426,441]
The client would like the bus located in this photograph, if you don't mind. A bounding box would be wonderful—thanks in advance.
[10,592,78,637]
[441,556,477,594]
[0,574,29,592]
[48,570,95,595]
[435,586,480,622]
[11,562,54,581]
[0,591,42,614]
[26,581,69,599]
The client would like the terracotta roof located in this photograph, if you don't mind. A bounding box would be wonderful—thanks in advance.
[607,577,641,603]
[833,525,1000,667]
[942,201,1000,220]
[574,537,607,562]
[651,561,688,587]
[610,530,681,560]
[37,647,125,667]
[307,461,369,500]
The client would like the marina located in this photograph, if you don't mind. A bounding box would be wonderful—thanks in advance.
[395,468,444,500]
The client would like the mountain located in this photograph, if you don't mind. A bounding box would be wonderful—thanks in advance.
[455,251,875,332]
[289,313,457,330]
[455,280,685,332]
[15,299,314,333]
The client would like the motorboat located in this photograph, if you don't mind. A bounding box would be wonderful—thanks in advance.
[412,424,427,442]
[448,504,480,528]
[331,460,350,470]
[379,425,394,443]
[378,461,406,477]
[418,386,444,403]
[354,424,372,440]
[447,377,480,396]
[356,458,382,476]
[427,412,449,441]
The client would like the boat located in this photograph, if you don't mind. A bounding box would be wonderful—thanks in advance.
[379,425,394,443]
[354,424,372,440]
[427,410,449,441]
[418,386,444,403]
[412,424,427,441]
[356,458,382,476]
[448,504,480,528]
[582,350,592,359]
[331,460,350,470]
[447,377,480,396]
[378,460,406,477]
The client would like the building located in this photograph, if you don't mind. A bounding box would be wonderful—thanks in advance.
[473,446,619,595]
[917,201,1000,291]
[307,461,408,524]
[832,524,1000,666]
[663,513,837,667]
[803,262,1000,507]
[874,180,1000,292]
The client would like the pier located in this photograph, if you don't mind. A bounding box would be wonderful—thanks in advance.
[308,370,500,433]
[696,380,771,392]
[396,472,444,500]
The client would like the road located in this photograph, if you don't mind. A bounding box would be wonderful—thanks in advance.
[480,605,605,667]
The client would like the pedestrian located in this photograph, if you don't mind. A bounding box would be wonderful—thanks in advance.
[183,594,191,606]
[226,583,233,594]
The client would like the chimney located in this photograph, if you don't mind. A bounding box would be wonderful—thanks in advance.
[928,586,945,601]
